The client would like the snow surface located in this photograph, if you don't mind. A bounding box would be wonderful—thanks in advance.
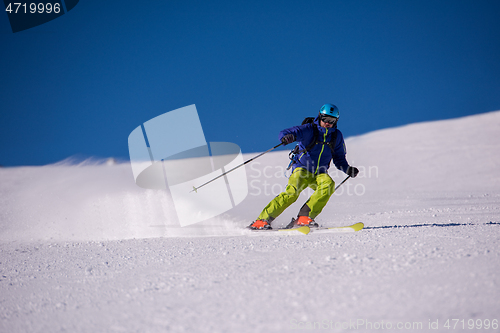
[1,111,500,332]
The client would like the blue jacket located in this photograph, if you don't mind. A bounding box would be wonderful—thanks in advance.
[279,117,350,174]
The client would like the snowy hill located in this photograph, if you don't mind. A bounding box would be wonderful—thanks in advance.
[344,110,500,192]
[1,111,499,242]
[1,111,499,332]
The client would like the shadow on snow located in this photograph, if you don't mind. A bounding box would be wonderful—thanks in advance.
[364,221,499,230]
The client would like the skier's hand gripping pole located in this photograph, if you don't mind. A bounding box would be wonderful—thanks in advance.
[191,142,284,193]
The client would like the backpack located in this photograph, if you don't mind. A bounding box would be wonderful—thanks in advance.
[286,117,338,170]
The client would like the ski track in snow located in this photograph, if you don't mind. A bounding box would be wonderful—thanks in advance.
[1,111,500,332]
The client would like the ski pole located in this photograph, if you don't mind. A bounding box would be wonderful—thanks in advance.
[334,175,351,191]
[191,142,284,193]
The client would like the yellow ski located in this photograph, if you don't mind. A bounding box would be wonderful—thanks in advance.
[312,222,364,233]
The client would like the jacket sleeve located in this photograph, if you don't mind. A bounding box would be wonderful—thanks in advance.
[278,124,314,144]
[332,130,350,172]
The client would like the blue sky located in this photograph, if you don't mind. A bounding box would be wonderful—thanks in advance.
[1,0,500,166]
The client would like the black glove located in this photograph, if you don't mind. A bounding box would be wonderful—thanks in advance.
[346,166,359,178]
[281,134,295,146]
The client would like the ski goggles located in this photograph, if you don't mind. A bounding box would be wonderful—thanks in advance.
[320,115,338,124]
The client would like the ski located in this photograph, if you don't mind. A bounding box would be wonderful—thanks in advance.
[311,222,364,233]
[248,222,364,235]
[248,226,310,235]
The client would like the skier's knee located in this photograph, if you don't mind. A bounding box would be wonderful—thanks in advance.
[321,178,335,196]
[328,180,335,195]
[284,185,300,202]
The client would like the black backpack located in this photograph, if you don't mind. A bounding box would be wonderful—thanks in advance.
[287,117,338,170]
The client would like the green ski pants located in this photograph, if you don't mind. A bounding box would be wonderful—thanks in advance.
[257,167,336,221]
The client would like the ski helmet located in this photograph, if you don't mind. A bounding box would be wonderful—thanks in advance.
[319,104,340,118]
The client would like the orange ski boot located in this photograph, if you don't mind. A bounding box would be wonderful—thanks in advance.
[248,219,272,230]
[295,216,319,227]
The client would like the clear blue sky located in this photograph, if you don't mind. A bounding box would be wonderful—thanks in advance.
[1,0,500,166]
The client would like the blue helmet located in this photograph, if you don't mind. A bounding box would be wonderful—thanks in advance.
[319,104,340,118]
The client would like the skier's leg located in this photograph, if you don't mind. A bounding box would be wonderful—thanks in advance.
[257,168,312,221]
[298,173,335,220]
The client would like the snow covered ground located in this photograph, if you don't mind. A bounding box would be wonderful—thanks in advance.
[1,111,500,332]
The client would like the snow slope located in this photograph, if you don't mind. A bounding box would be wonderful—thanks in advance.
[1,111,499,332]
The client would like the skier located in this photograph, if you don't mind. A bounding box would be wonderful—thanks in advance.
[248,104,359,230]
